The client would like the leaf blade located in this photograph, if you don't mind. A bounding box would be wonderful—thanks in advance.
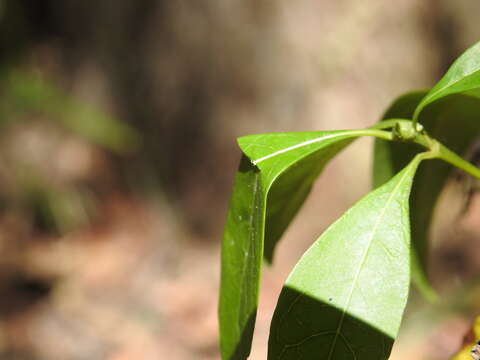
[239,130,366,262]
[373,91,437,300]
[220,156,264,360]
[220,130,365,359]
[413,41,480,121]
[269,156,424,360]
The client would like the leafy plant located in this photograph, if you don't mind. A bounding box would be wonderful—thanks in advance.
[219,40,480,360]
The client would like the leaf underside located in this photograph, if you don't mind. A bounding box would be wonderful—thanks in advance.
[220,130,364,360]
[269,156,423,360]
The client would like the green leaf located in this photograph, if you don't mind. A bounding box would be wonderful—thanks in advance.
[269,155,425,360]
[220,130,370,360]
[413,41,480,122]
[374,92,480,301]
[373,91,435,300]
[240,131,366,263]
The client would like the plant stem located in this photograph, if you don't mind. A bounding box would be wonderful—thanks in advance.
[437,143,480,179]
[370,118,410,130]
[353,129,394,141]
[413,132,480,179]
[371,118,480,179]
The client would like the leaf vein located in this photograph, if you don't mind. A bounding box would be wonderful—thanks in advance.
[326,167,412,360]
[252,133,347,165]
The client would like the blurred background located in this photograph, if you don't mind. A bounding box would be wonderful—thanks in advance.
[0,0,480,359]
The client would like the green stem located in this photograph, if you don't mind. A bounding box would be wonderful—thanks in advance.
[371,118,480,179]
[411,131,480,179]
[370,118,410,130]
[437,143,480,179]
[353,129,394,141]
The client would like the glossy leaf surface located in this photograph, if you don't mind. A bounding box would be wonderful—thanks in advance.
[220,130,366,360]
[374,92,480,300]
[269,156,424,360]
[414,41,480,121]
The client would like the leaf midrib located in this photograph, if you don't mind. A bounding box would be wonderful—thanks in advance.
[326,166,412,360]
[252,133,354,165]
